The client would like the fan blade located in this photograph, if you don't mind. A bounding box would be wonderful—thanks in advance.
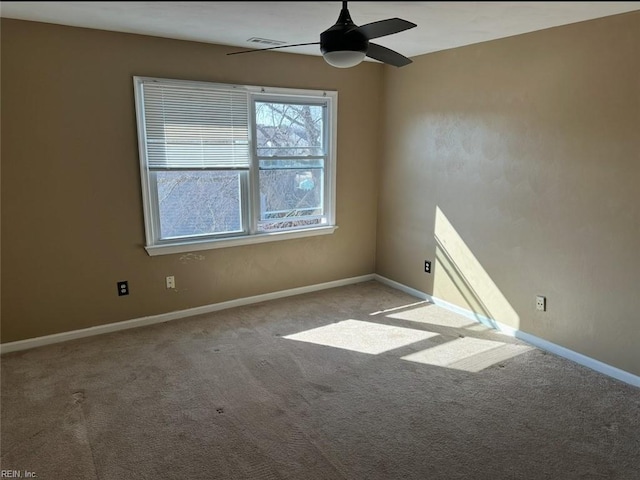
[355,18,416,40]
[227,42,320,56]
[366,42,412,67]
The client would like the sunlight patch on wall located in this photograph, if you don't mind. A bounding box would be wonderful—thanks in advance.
[284,319,439,355]
[402,337,532,372]
[434,206,520,330]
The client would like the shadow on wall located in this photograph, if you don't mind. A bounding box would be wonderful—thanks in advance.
[434,206,520,331]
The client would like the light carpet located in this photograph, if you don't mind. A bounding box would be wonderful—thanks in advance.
[1,281,639,479]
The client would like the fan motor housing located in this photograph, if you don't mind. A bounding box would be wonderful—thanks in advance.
[320,26,368,54]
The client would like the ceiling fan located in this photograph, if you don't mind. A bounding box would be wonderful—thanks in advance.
[227,1,417,68]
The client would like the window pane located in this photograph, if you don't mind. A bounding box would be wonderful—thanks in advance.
[255,102,324,157]
[156,171,243,239]
[259,168,324,232]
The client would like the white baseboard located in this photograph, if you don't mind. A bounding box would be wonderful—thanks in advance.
[0,274,375,355]
[374,274,640,389]
[374,275,430,302]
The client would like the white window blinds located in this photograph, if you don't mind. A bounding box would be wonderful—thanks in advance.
[140,80,250,169]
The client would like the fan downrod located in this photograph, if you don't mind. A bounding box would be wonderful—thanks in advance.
[320,1,368,55]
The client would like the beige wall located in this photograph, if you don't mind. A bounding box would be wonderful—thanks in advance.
[1,19,382,342]
[3,13,639,377]
[377,12,640,375]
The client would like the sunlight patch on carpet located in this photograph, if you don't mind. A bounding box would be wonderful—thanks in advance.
[284,320,439,354]
[369,300,430,316]
[401,337,533,372]
[387,304,477,328]
[464,323,493,332]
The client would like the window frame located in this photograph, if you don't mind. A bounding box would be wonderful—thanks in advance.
[133,77,338,256]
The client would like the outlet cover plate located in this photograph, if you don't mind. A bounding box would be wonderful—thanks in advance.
[117,281,129,296]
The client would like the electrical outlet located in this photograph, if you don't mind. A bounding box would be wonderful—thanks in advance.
[536,295,546,311]
[424,260,432,273]
[166,276,175,289]
[117,281,129,296]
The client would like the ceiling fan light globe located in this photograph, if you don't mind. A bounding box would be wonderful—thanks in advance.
[323,50,366,68]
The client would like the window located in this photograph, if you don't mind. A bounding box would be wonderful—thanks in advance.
[133,77,337,256]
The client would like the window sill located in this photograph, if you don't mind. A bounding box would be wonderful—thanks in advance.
[144,225,338,257]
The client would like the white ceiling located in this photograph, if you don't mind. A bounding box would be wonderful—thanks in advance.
[2,2,639,61]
